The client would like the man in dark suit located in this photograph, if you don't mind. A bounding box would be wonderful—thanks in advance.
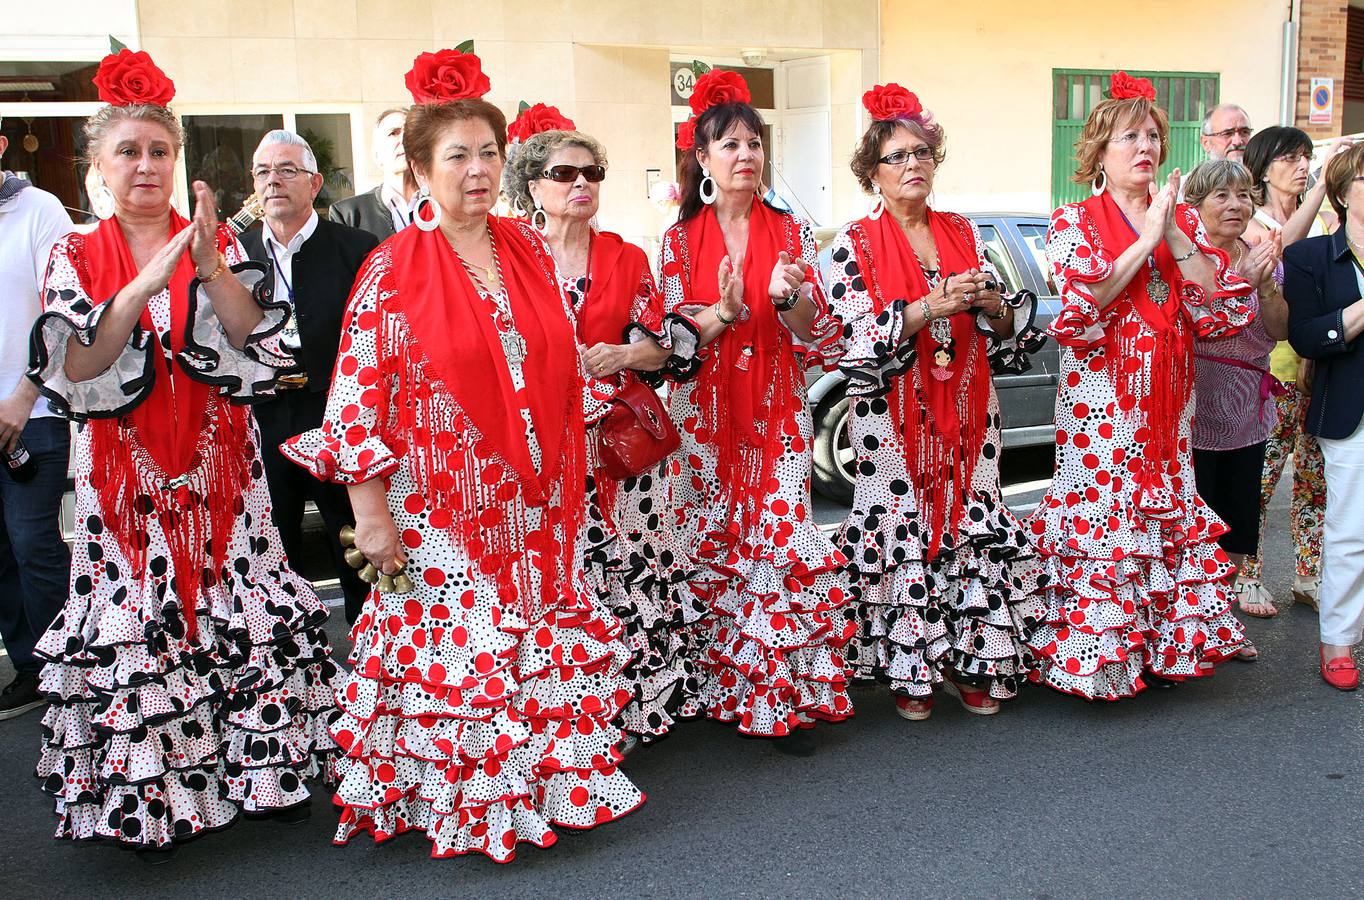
[242,130,379,624]
[328,107,412,241]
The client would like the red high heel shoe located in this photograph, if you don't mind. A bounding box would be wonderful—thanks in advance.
[1320,647,1359,692]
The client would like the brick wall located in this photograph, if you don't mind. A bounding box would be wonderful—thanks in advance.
[1297,0,1348,136]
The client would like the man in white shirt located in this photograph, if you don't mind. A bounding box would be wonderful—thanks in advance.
[241,130,378,623]
[328,108,413,240]
[1200,104,1253,163]
[0,124,73,720]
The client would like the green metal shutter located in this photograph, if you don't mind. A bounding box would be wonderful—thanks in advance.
[1051,69,1219,210]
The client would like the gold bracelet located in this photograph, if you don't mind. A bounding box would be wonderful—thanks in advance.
[197,251,227,284]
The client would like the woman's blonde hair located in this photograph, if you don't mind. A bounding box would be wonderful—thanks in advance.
[1072,96,1170,186]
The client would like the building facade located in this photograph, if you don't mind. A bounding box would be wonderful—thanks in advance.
[0,0,1348,248]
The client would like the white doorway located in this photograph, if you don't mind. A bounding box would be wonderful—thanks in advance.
[776,56,832,226]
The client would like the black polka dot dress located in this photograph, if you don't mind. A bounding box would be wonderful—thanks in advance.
[283,234,643,862]
[1025,203,1251,699]
[825,217,1049,702]
[562,271,705,743]
[30,234,338,848]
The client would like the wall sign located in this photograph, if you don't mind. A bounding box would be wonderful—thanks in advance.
[1310,77,1334,125]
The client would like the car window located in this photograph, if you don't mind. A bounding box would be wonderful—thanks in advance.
[975,224,1023,295]
[1015,223,1057,296]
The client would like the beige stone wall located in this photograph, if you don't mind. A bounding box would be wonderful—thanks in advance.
[138,0,880,245]
[879,0,1290,214]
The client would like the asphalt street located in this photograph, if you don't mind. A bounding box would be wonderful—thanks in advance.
[1,448,1360,899]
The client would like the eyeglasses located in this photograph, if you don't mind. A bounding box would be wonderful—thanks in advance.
[877,147,935,166]
[1273,151,1309,165]
[1111,130,1163,147]
[251,165,314,181]
[541,164,606,183]
[1207,126,1253,141]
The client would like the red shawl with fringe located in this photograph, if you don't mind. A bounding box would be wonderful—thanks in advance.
[78,214,251,642]
[849,209,990,559]
[578,231,648,348]
[679,201,806,526]
[1078,192,1192,469]
[378,217,585,620]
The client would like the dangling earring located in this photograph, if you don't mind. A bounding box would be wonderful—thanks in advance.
[699,166,718,205]
[868,183,885,221]
[531,196,548,234]
[90,171,115,220]
[412,186,441,231]
[1091,165,1106,197]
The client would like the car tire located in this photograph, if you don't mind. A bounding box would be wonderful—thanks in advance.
[811,385,856,506]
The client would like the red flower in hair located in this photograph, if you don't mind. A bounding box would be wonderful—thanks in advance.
[675,117,697,151]
[1110,71,1156,101]
[405,49,491,104]
[688,70,751,116]
[93,50,175,107]
[861,83,923,122]
[508,103,576,142]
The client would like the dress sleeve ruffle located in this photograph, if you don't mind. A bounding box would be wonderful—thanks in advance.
[783,218,844,372]
[1174,204,1253,338]
[825,224,911,394]
[621,265,701,384]
[977,288,1048,376]
[178,260,295,399]
[280,251,400,485]
[1044,203,1111,349]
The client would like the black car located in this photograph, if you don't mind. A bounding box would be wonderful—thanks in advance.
[809,213,1061,504]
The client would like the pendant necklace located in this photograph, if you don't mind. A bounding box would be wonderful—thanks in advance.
[1115,203,1169,305]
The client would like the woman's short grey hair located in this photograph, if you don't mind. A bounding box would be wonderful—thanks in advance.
[83,103,184,164]
[255,129,318,172]
[1183,158,1254,208]
[501,130,607,215]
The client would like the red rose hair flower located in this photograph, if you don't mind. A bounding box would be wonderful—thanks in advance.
[405,48,491,104]
[93,50,176,107]
[862,83,923,122]
[1110,71,1156,102]
[508,103,576,142]
[688,70,751,116]
[675,117,697,151]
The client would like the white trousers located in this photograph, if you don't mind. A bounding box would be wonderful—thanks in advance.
[1318,418,1364,646]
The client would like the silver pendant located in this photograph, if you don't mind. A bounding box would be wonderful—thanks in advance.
[1148,269,1170,304]
[930,316,953,344]
[501,330,527,363]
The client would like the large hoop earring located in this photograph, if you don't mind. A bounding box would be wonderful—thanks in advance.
[412,188,441,231]
[531,198,548,234]
[1091,165,1106,197]
[90,172,115,220]
[868,183,884,221]
[699,166,718,206]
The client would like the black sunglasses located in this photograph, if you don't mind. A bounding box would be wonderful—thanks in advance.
[542,164,606,183]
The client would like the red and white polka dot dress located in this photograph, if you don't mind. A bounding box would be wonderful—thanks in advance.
[659,213,857,737]
[562,271,705,743]
[284,237,643,862]
[1025,202,1251,699]
[31,234,338,848]
[824,218,1049,701]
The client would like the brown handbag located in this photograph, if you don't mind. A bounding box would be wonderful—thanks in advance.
[596,380,681,480]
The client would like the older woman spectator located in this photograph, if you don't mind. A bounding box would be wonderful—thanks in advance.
[1282,141,1364,690]
[1026,72,1252,699]
[283,49,642,860]
[825,83,1046,720]
[662,70,851,755]
[1235,127,1340,613]
[30,50,337,857]
[502,119,702,748]
[1186,160,1287,640]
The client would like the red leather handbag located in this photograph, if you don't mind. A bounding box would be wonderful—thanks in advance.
[596,381,680,480]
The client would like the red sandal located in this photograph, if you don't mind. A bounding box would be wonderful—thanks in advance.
[894,695,933,721]
[943,679,1000,716]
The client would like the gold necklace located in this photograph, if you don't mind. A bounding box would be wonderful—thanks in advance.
[455,229,500,287]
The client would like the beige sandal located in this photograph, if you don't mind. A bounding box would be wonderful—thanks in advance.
[1291,575,1320,612]
[1234,578,1278,618]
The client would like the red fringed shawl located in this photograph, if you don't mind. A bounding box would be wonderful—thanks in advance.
[78,215,252,642]
[848,209,991,560]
